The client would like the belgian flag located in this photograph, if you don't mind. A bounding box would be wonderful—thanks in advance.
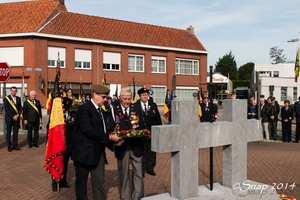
[44,53,66,184]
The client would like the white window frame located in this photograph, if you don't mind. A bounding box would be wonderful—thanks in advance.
[175,58,199,75]
[151,85,167,105]
[48,47,66,68]
[175,86,198,100]
[0,47,24,66]
[74,49,92,70]
[128,54,144,72]
[151,56,166,73]
[103,52,121,71]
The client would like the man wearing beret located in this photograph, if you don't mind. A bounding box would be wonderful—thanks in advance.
[135,87,162,178]
[71,84,122,200]
[107,87,146,200]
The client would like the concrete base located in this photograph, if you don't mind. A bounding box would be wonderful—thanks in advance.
[142,181,279,200]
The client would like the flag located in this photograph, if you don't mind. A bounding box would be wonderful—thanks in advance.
[102,73,107,86]
[62,78,67,97]
[44,53,66,183]
[101,74,108,111]
[132,76,137,103]
[45,92,52,114]
[78,76,83,102]
[197,89,202,118]
[163,90,170,118]
[295,45,300,82]
[115,84,119,100]
[169,90,174,108]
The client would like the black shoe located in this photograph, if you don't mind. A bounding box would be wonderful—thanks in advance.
[33,144,39,147]
[7,148,12,152]
[28,145,32,148]
[52,185,57,192]
[294,141,299,143]
[146,170,156,176]
[12,147,21,150]
[60,182,70,188]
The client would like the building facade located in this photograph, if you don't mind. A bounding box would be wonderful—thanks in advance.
[255,63,297,105]
[0,0,208,106]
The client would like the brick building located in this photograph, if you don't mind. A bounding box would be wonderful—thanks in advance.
[0,0,208,106]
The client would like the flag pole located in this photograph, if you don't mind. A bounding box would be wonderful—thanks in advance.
[209,65,214,191]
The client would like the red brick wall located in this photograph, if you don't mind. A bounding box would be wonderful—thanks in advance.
[0,36,208,104]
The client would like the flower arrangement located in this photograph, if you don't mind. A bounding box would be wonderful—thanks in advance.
[278,194,296,200]
[69,99,81,112]
[111,129,151,138]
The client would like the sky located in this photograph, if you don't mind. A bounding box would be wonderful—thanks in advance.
[1,0,300,68]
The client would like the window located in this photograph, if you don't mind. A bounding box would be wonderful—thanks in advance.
[128,84,144,99]
[151,86,167,105]
[175,87,198,100]
[75,49,91,69]
[128,55,144,72]
[103,52,120,71]
[48,47,66,68]
[151,56,166,73]
[294,87,297,102]
[175,58,199,75]
[273,71,279,77]
[0,47,24,66]
[281,87,287,101]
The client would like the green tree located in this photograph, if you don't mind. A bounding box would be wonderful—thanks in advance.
[214,51,238,80]
[270,46,286,64]
[238,62,254,80]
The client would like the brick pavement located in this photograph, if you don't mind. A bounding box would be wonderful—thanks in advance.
[0,110,299,200]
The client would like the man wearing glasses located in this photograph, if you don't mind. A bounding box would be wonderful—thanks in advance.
[71,84,122,200]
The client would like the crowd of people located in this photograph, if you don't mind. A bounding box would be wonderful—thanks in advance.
[248,94,299,143]
[3,85,300,199]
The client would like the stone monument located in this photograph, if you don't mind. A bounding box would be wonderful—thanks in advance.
[142,99,279,200]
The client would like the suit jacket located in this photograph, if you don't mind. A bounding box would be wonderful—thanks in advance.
[294,101,300,123]
[71,100,109,166]
[107,102,145,160]
[200,102,218,122]
[134,99,162,131]
[267,102,280,121]
[3,95,22,123]
[260,103,269,123]
[281,106,293,123]
[22,99,42,123]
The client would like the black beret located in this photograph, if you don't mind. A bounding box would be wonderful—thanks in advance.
[92,84,110,95]
[137,87,149,95]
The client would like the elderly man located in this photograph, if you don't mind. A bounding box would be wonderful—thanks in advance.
[107,88,145,200]
[71,84,122,200]
[23,90,42,148]
[135,87,162,178]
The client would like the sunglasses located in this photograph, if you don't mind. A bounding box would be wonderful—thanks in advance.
[100,95,108,99]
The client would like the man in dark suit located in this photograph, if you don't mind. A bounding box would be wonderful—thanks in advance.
[107,87,145,200]
[294,96,300,143]
[71,84,121,200]
[23,90,42,148]
[200,97,218,122]
[135,87,162,178]
[3,86,22,152]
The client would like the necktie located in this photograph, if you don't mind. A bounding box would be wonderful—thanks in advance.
[124,108,128,118]
[144,104,147,115]
[97,108,106,134]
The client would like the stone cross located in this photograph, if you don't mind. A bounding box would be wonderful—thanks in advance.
[151,99,261,200]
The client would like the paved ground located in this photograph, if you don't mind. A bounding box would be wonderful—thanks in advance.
[0,108,300,200]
